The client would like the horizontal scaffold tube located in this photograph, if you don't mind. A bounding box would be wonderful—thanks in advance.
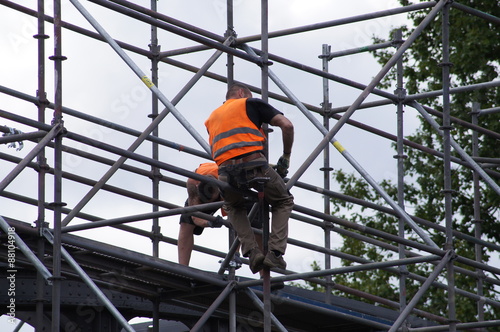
[0,84,209,159]
[237,254,442,286]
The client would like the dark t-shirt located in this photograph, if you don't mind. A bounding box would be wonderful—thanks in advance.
[245,98,283,128]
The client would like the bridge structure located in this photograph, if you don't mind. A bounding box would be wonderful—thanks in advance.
[0,1,499,331]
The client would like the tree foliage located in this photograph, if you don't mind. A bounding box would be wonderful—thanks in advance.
[329,0,500,327]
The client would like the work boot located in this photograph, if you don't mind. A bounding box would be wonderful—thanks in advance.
[248,248,265,274]
[264,251,286,270]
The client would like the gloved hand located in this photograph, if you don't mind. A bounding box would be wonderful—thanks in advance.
[274,153,290,178]
[207,216,224,228]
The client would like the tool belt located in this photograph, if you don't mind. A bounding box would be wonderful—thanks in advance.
[219,151,264,166]
[219,153,268,191]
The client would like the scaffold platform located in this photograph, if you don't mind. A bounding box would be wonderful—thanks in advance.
[0,217,436,331]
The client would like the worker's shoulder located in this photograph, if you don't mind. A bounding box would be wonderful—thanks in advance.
[246,97,268,105]
[246,98,280,114]
[195,162,218,175]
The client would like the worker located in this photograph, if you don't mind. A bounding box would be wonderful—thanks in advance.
[177,162,225,266]
[205,82,294,274]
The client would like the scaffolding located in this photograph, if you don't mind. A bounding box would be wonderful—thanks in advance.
[0,0,499,331]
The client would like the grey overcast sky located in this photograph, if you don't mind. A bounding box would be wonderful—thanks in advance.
[0,0,417,329]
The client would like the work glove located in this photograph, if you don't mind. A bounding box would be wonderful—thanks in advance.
[274,153,290,178]
[207,216,224,228]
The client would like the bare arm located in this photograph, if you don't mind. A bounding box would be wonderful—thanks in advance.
[270,114,294,155]
[186,178,209,227]
[186,178,201,206]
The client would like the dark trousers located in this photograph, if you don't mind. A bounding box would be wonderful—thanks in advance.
[219,156,294,256]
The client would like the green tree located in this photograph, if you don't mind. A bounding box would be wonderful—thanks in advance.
[331,0,500,327]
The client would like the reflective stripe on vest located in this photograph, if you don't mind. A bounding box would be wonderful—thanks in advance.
[212,127,264,159]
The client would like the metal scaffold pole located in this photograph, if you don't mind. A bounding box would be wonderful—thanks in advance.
[260,1,272,330]
[320,43,333,304]
[149,0,161,261]
[394,28,409,325]
[225,2,239,331]
[389,250,454,332]
[471,102,485,330]
[0,216,52,281]
[440,4,456,331]
[50,0,65,330]
[35,0,49,329]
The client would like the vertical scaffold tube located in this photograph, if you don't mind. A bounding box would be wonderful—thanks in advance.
[471,103,485,328]
[51,0,65,329]
[150,5,160,332]
[394,28,408,320]
[441,4,456,331]
[35,0,49,329]
[226,2,237,330]
[320,43,333,304]
[260,1,272,331]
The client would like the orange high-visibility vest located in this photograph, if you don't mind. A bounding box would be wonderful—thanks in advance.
[205,98,265,165]
[195,163,218,177]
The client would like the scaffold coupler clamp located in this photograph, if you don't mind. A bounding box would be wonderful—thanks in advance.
[2,127,24,151]
[219,253,243,270]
